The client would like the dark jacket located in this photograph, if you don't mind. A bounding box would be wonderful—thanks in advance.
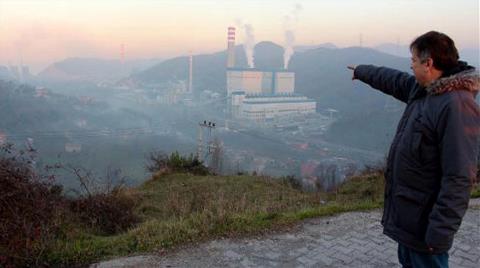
[354,64,480,254]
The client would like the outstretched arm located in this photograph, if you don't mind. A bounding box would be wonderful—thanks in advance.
[348,65,417,103]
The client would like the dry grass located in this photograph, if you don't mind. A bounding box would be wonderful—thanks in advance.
[45,172,383,266]
[138,174,323,220]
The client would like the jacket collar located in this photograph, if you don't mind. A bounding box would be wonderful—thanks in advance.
[425,68,479,97]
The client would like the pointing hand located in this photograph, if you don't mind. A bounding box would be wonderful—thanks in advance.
[347,65,357,80]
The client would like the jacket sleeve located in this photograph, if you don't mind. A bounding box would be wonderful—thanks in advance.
[425,92,480,250]
[354,65,417,103]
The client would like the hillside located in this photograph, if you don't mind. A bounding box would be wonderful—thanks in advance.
[130,45,248,91]
[288,46,410,114]
[285,47,410,151]
[128,44,412,153]
[0,80,194,189]
[374,43,479,68]
[38,57,162,82]
[324,108,403,152]
[39,170,387,266]
[9,167,479,266]
[132,43,410,115]
[3,140,480,267]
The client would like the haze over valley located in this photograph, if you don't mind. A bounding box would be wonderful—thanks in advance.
[1,0,478,191]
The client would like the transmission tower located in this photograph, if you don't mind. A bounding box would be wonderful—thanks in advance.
[196,120,217,163]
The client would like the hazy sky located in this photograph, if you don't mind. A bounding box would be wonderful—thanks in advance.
[1,0,478,72]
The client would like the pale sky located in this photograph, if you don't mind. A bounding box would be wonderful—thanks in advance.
[0,0,478,72]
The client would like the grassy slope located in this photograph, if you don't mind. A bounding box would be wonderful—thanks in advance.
[47,172,384,265]
[48,172,479,266]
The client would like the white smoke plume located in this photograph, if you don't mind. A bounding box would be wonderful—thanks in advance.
[244,24,255,68]
[235,19,256,68]
[284,30,295,69]
[283,3,302,69]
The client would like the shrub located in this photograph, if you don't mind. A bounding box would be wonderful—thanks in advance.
[69,188,139,235]
[280,175,303,190]
[0,144,65,267]
[0,144,140,266]
[145,151,169,173]
[64,166,140,236]
[146,151,209,176]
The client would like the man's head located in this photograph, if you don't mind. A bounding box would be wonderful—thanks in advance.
[409,31,459,87]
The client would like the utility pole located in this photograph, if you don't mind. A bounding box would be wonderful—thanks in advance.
[197,123,204,161]
[197,120,217,163]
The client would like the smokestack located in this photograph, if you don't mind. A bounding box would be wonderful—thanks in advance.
[188,53,193,93]
[227,27,236,68]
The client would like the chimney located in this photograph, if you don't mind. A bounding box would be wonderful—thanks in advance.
[227,27,235,68]
[188,53,193,93]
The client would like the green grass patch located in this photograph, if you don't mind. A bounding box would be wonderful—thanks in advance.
[471,184,480,198]
[47,171,479,266]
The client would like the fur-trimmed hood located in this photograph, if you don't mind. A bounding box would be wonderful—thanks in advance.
[426,69,480,96]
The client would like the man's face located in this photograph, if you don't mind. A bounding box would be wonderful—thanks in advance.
[410,49,429,86]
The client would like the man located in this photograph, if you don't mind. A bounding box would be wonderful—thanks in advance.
[348,31,479,267]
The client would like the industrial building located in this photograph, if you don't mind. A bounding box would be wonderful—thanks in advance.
[225,27,316,122]
[226,69,295,96]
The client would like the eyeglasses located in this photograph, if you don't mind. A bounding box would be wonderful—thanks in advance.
[411,57,428,64]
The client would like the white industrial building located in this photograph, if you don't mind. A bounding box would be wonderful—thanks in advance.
[226,69,295,96]
[225,27,316,122]
[230,93,317,121]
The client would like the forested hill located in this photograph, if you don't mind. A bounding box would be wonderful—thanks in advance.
[0,80,89,134]
[38,58,162,82]
[288,46,410,115]
[128,45,248,91]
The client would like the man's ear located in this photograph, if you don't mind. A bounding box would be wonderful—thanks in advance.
[425,58,434,69]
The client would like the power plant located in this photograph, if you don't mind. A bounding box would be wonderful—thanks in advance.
[225,27,316,122]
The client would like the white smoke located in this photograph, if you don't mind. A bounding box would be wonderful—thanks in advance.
[244,24,255,68]
[235,19,256,68]
[284,30,295,69]
[283,3,303,69]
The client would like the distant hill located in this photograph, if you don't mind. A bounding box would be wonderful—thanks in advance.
[0,79,194,189]
[374,43,479,68]
[132,43,413,114]
[294,43,338,53]
[286,46,412,152]
[38,58,162,82]
[131,43,411,115]
[253,41,284,70]
[129,45,248,91]
[288,46,411,114]
[374,43,410,58]
[129,43,414,153]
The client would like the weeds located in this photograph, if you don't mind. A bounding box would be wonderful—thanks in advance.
[0,143,64,267]
[0,144,138,267]
[146,151,209,175]
[3,144,478,267]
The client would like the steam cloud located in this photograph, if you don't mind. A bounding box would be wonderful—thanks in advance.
[236,19,256,68]
[283,3,303,69]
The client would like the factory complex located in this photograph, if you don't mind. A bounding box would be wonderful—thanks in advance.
[225,27,316,122]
